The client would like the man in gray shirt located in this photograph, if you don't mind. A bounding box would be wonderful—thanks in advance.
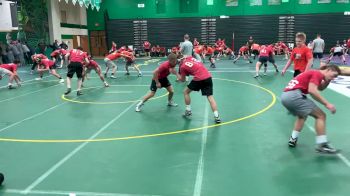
[180,34,193,57]
[313,34,325,59]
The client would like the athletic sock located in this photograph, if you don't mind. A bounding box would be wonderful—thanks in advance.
[291,130,299,139]
[316,135,328,144]
[213,111,219,118]
[186,105,191,111]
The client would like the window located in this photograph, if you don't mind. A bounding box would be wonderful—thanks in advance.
[226,0,238,6]
[318,0,331,3]
[250,0,262,6]
[299,0,311,4]
[268,0,281,5]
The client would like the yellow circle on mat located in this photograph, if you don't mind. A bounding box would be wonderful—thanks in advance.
[61,85,169,104]
[0,78,276,143]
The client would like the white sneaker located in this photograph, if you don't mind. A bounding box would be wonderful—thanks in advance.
[135,102,144,112]
[263,72,267,76]
[35,78,42,81]
[168,101,178,107]
[104,82,109,87]
[59,79,64,83]
[110,75,117,79]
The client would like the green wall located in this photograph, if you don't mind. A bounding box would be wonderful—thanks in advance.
[87,0,350,30]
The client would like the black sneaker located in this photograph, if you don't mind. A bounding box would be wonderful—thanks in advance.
[316,143,340,154]
[214,116,221,124]
[77,91,83,96]
[288,137,298,148]
[276,69,279,73]
[64,88,71,95]
[125,72,130,76]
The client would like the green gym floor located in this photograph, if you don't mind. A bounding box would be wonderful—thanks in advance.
[0,56,350,196]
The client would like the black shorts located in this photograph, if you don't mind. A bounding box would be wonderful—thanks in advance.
[334,52,343,56]
[258,56,269,63]
[49,64,57,70]
[67,62,83,78]
[294,69,302,77]
[126,60,135,66]
[268,56,275,63]
[188,77,213,96]
[313,53,323,58]
[240,51,248,55]
[150,77,171,92]
[144,49,150,52]
[252,50,259,56]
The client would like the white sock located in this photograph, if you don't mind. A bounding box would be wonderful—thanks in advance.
[291,130,299,139]
[138,100,144,106]
[316,135,328,144]
[213,111,219,118]
[186,105,191,111]
[8,83,12,86]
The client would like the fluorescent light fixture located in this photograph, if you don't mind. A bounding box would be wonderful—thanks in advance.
[220,15,229,19]
[138,3,145,8]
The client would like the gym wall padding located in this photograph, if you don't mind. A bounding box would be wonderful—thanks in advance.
[105,13,350,52]
[295,13,350,51]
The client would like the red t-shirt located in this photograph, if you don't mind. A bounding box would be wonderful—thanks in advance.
[106,52,121,61]
[194,46,203,54]
[347,39,350,48]
[284,70,324,94]
[206,47,214,55]
[121,51,135,62]
[290,45,313,72]
[143,41,151,49]
[180,57,211,81]
[86,60,99,69]
[40,59,55,69]
[239,46,249,52]
[279,42,288,49]
[252,44,260,51]
[225,47,233,54]
[50,49,67,58]
[215,46,224,52]
[69,49,87,63]
[32,54,48,60]
[259,46,272,57]
[157,61,172,79]
[0,63,17,72]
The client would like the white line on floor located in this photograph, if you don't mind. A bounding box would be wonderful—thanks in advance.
[5,189,160,196]
[193,102,209,196]
[22,101,138,194]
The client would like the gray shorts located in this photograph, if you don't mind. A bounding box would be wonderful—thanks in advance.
[281,90,318,117]
[104,58,117,69]
[0,67,12,77]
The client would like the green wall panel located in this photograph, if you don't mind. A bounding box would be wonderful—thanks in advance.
[87,0,350,30]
